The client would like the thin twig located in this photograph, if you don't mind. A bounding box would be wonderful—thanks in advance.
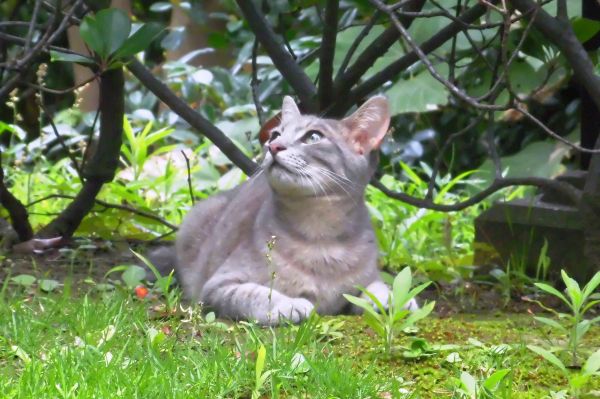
[335,11,381,81]
[27,194,178,231]
[181,150,195,206]
[38,102,84,180]
[235,0,317,111]
[251,38,265,126]
[24,0,43,52]
[373,176,581,212]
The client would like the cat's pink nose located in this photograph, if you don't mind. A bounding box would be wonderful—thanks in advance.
[269,142,287,155]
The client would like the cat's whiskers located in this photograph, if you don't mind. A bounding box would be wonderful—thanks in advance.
[309,166,356,200]
[311,165,359,189]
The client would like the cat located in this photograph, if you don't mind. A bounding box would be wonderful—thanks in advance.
[170,95,416,325]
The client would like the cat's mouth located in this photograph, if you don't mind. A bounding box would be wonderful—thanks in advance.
[269,158,298,175]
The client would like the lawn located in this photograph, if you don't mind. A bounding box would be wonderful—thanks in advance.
[1,255,599,398]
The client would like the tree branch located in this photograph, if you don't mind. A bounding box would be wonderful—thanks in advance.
[317,0,339,109]
[0,151,33,241]
[126,59,258,176]
[511,0,600,112]
[39,67,124,238]
[333,0,426,101]
[329,2,489,116]
[372,176,581,212]
[235,0,317,111]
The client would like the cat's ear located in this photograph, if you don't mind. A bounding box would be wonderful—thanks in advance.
[281,96,301,121]
[342,96,390,155]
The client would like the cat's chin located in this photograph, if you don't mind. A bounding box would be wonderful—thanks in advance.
[266,165,319,197]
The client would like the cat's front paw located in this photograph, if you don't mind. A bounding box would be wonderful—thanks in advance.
[268,297,314,325]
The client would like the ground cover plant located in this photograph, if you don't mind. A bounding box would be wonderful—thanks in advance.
[2,0,600,398]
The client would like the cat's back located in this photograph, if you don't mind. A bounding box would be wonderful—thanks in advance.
[175,175,269,297]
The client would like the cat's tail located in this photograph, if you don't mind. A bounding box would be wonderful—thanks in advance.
[144,246,177,282]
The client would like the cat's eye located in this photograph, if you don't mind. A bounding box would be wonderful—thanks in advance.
[269,130,281,142]
[301,130,323,144]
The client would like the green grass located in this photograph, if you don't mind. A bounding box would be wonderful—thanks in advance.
[1,283,599,398]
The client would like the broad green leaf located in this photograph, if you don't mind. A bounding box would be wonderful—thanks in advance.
[96,8,131,57]
[527,345,567,373]
[255,345,266,382]
[343,294,383,325]
[583,349,600,375]
[392,267,412,311]
[121,265,146,288]
[534,283,569,307]
[50,50,95,65]
[386,65,449,114]
[483,369,511,390]
[562,270,582,310]
[582,271,600,301]
[363,309,385,337]
[80,14,105,57]
[402,301,435,329]
[11,274,36,287]
[575,320,591,342]
[572,18,600,43]
[113,23,164,60]
[359,287,388,316]
[39,279,60,292]
[533,316,567,333]
[460,371,477,396]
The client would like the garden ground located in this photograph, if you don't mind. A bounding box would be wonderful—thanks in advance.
[1,244,599,398]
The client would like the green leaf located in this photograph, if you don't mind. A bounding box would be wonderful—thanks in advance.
[80,14,105,57]
[527,345,567,373]
[583,349,600,375]
[255,344,266,382]
[344,294,382,318]
[39,279,60,292]
[561,270,583,310]
[50,50,95,65]
[572,17,600,43]
[392,267,412,311]
[96,8,131,57]
[575,320,591,342]
[533,316,568,333]
[359,287,388,316]
[534,282,570,307]
[121,265,146,288]
[385,64,449,114]
[401,301,435,329]
[483,369,511,390]
[11,274,36,287]
[460,371,477,396]
[81,8,131,59]
[112,23,164,60]
[582,271,600,301]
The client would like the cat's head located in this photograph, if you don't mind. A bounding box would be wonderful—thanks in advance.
[261,96,390,197]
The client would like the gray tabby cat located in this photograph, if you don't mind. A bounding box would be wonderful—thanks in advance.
[174,95,415,325]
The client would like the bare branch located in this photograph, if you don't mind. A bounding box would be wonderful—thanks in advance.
[335,10,381,81]
[28,194,178,231]
[330,2,489,116]
[512,0,600,112]
[370,0,504,111]
[373,176,581,212]
[0,151,33,242]
[126,59,259,176]
[251,38,265,126]
[235,0,317,111]
[333,0,425,100]
[318,0,339,109]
